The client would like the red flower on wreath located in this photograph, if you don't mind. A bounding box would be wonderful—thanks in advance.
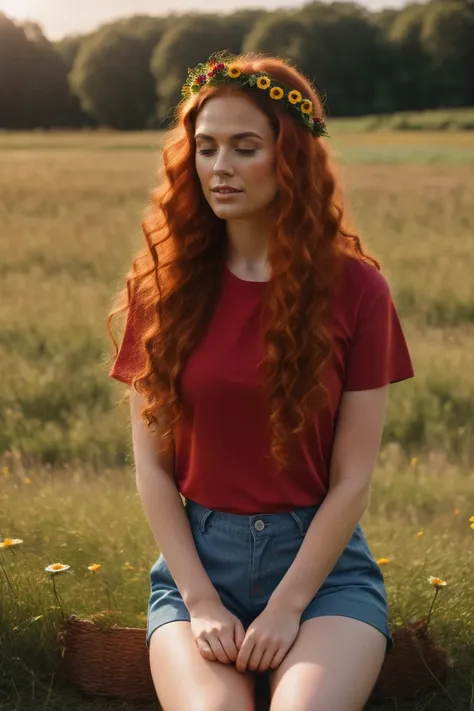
[208,62,226,78]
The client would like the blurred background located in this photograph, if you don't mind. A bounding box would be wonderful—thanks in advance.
[1,0,474,130]
[1,2,474,710]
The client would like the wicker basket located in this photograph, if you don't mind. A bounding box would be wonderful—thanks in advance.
[57,615,451,705]
[57,615,155,702]
[370,620,451,701]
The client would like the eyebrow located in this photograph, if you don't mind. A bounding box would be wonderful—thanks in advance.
[194,131,263,141]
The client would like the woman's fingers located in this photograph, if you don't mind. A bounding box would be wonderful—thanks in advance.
[269,646,287,670]
[247,643,266,672]
[258,646,279,672]
[202,635,232,664]
[192,609,247,665]
[218,630,239,662]
[197,640,217,660]
[234,620,246,652]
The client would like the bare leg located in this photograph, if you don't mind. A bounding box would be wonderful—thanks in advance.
[269,616,386,711]
[149,621,257,711]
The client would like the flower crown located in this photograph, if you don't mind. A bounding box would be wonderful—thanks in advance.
[181,53,329,139]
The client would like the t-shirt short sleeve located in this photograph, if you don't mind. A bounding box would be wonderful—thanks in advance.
[109,288,150,386]
[343,269,414,391]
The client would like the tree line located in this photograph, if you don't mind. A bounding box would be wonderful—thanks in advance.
[1,0,473,130]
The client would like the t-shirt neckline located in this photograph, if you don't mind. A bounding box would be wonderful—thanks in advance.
[225,264,270,286]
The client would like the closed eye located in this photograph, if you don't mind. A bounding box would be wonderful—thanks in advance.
[197,149,256,156]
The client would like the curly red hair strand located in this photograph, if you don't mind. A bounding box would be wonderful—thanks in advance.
[107,53,380,473]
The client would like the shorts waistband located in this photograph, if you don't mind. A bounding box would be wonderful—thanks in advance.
[184,498,321,537]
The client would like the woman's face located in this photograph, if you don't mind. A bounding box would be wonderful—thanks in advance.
[194,93,278,221]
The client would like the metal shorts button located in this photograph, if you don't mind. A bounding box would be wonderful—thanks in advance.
[254,519,265,531]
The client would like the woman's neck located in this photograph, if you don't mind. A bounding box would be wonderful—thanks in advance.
[225,216,271,280]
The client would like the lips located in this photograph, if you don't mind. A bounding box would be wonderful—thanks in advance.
[211,186,242,193]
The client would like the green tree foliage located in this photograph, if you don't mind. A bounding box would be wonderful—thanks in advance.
[225,9,267,37]
[0,13,34,128]
[388,4,432,110]
[0,14,73,128]
[70,26,156,129]
[56,16,168,128]
[100,14,168,54]
[421,0,474,107]
[220,9,266,59]
[23,22,83,127]
[298,3,393,115]
[1,1,473,129]
[242,13,310,73]
[150,14,251,125]
[55,34,84,74]
[53,35,95,127]
[372,8,399,33]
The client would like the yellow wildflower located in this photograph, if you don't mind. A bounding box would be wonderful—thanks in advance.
[24,477,31,485]
[45,563,70,574]
[288,90,302,104]
[300,100,313,115]
[227,64,242,79]
[0,538,23,548]
[428,575,447,587]
[256,76,271,90]
[469,515,474,523]
[269,86,284,100]
[87,563,102,572]
[410,457,418,466]
[470,523,474,530]
[377,558,390,566]
[417,531,424,537]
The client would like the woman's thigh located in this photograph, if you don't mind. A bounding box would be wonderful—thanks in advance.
[149,621,257,711]
[268,616,386,711]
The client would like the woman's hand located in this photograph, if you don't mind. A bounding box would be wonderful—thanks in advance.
[189,598,246,665]
[235,603,301,674]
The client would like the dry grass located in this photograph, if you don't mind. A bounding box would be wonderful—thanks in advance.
[0,130,473,710]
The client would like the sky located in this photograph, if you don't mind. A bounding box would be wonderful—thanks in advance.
[0,0,420,40]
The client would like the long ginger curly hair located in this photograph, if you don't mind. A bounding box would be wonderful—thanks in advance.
[107,53,380,474]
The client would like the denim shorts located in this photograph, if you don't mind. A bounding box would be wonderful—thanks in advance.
[146,499,393,654]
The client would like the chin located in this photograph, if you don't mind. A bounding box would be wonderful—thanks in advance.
[212,205,248,219]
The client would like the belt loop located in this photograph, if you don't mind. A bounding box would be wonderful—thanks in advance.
[200,509,214,534]
[289,511,305,537]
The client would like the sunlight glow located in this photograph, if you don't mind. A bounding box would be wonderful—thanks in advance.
[0,0,415,41]
[0,0,41,19]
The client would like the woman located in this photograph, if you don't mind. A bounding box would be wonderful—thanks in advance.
[108,52,414,711]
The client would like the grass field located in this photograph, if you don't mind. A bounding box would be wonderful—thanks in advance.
[1,130,473,710]
[329,107,474,134]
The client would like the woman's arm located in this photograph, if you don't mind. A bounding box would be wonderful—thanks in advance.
[130,388,219,613]
[267,385,389,614]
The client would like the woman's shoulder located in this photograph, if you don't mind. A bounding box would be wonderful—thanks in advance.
[338,254,390,301]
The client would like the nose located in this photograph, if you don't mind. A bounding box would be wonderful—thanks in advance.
[212,148,234,177]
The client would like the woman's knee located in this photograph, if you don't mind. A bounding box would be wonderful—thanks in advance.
[149,621,256,711]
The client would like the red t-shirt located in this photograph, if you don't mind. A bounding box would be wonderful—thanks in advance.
[109,256,414,514]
